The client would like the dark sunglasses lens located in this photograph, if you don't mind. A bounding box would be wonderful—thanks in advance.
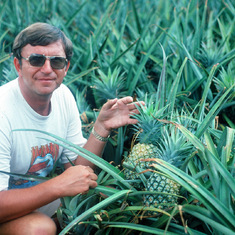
[50,57,67,69]
[29,55,45,67]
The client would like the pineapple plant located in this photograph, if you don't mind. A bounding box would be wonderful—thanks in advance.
[91,66,127,107]
[143,121,194,213]
[123,97,195,213]
[122,94,164,190]
[214,61,235,128]
[196,41,225,69]
[1,0,234,234]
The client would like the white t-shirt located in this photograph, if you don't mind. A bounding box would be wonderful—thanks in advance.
[0,78,87,215]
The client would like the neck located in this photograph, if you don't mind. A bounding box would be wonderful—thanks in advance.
[25,95,51,116]
[31,100,51,116]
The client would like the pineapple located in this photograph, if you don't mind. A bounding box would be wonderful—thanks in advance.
[123,142,159,190]
[123,100,194,213]
[144,173,180,211]
[122,94,165,190]
[143,122,193,214]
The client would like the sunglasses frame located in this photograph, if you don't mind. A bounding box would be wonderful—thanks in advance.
[21,53,68,69]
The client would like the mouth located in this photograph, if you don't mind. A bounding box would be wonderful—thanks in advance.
[37,77,56,82]
[37,78,56,87]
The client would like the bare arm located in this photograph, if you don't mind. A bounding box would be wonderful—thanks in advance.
[0,165,97,223]
[69,97,143,169]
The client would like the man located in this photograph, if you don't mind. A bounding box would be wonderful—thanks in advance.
[0,22,141,234]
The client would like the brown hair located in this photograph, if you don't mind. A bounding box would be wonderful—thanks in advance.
[13,22,73,61]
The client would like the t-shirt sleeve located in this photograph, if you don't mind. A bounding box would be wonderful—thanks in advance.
[59,86,87,164]
[0,113,11,191]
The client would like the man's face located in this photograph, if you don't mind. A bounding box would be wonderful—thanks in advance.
[14,40,70,99]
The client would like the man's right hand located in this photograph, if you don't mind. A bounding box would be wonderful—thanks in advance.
[53,165,98,197]
[0,165,98,223]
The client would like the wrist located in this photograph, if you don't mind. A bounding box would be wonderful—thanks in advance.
[92,125,111,142]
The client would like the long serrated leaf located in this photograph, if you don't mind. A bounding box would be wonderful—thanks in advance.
[64,67,98,86]
[182,205,235,235]
[151,159,235,229]
[195,84,235,138]
[102,221,178,235]
[181,43,203,80]
[65,2,87,27]
[197,63,218,122]
[203,147,235,197]
[0,170,50,182]
[127,38,161,95]
[59,190,130,234]
[156,43,167,109]
[167,57,188,114]
[110,38,139,68]
[12,129,132,189]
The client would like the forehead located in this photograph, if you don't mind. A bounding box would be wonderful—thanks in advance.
[21,41,66,57]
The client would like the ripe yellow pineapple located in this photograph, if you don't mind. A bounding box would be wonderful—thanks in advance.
[122,94,164,190]
[123,143,159,190]
[143,122,193,214]
[144,173,180,211]
[123,97,194,213]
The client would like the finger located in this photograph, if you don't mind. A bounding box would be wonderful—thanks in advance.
[117,96,133,104]
[89,180,98,189]
[90,172,98,181]
[129,101,145,108]
[130,109,141,115]
[126,118,139,125]
[126,103,139,110]
[113,97,134,110]
[102,98,118,110]
[85,166,94,173]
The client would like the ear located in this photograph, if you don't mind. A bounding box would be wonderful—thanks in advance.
[14,57,21,74]
[64,61,70,76]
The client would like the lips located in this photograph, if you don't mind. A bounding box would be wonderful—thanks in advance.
[38,77,55,81]
[37,78,56,83]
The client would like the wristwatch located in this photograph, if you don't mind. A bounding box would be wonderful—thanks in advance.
[91,127,110,142]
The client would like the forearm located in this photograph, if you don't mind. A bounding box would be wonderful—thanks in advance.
[74,123,111,168]
[74,96,141,168]
[0,177,60,223]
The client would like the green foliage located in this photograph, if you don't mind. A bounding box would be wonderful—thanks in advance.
[0,0,235,234]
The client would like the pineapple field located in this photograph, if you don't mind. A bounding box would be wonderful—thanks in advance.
[0,0,235,234]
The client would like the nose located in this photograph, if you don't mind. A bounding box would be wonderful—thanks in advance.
[40,58,53,73]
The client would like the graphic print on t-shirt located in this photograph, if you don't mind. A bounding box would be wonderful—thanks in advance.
[9,143,59,189]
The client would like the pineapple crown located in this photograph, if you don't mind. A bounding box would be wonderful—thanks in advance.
[214,62,235,93]
[133,119,163,145]
[92,66,126,105]
[131,94,167,145]
[156,113,196,168]
[196,41,225,68]
[157,127,193,168]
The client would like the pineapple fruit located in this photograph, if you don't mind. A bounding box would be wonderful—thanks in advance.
[123,96,194,214]
[123,143,159,190]
[122,94,164,190]
[143,122,193,214]
[144,173,180,211]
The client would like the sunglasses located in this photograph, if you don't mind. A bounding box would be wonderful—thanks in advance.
[21,53,68,69]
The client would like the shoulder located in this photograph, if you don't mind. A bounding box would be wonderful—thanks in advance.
[52,84,77,109]
[54,83,74,98]
[0,79,19,111]
[0,79,18,97]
